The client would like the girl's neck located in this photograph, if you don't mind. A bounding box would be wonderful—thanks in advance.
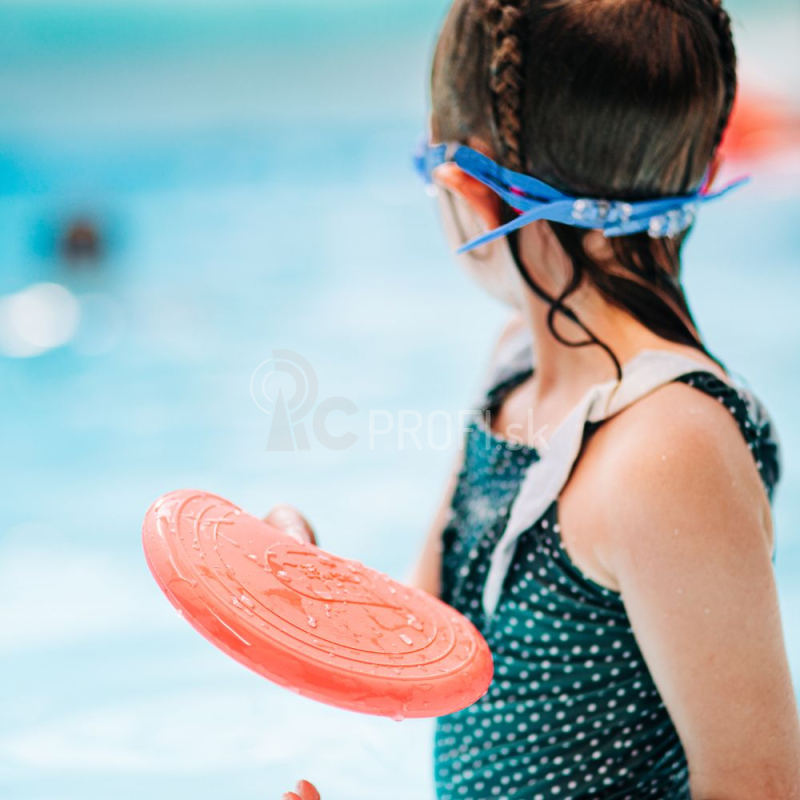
[518,284,690,405]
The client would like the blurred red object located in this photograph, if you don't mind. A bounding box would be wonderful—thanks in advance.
[721,88,800,163]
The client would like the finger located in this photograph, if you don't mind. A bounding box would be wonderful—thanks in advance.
[282,793,300,800]
[297,780,321,800]
[264,505,317,546]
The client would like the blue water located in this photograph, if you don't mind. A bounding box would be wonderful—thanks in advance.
[1,4,799,799]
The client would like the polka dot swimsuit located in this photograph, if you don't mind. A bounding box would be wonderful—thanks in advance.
[434,365,780,800]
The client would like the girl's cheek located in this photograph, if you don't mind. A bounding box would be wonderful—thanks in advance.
[436,189,526,310]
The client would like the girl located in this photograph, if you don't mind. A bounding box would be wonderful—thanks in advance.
[281,0,800,797]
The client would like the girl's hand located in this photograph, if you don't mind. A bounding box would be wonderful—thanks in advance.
[282,779,320,800]
[264,504,317,546]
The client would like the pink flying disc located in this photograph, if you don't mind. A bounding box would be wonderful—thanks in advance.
[142,490,493,719]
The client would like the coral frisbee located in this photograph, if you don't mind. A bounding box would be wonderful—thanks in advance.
[142,490,494,719]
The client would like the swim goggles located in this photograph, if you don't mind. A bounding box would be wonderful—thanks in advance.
[412,132,749,254]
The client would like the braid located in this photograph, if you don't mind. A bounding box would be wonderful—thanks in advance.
[703,0,738,153]
[481,0,624,380]
[482,0,529,172]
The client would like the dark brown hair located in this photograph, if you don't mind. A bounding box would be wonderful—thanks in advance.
[430,0,737,374]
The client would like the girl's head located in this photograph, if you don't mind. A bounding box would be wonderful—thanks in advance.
[428,0,737,363]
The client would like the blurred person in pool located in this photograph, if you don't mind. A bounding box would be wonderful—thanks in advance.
[277,0,800,797]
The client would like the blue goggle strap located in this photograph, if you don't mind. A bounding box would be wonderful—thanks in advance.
[413,136,749,254]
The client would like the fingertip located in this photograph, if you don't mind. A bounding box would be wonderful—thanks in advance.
[297,780,321,800]
[284,527,309,545]
[264,506,316,545]
[303,529,318,547]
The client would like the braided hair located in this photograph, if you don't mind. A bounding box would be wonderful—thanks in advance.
[434,0,736,378]
[483,0,529,173]
[482,0,628,376]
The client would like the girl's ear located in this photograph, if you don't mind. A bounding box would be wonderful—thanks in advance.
[431,162,503,230]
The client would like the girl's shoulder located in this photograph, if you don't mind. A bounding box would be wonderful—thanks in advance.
[672,369,781,501]
[590,367,780,504]
[480,323,782,505]
[577,368,781,569]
